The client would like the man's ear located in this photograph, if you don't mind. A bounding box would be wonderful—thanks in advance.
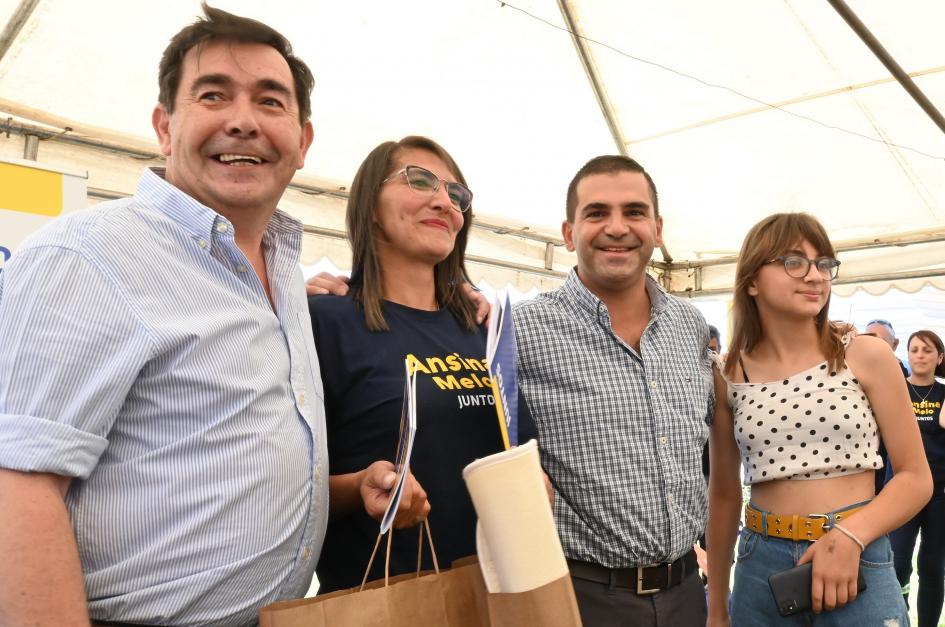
[297,121,315,169]
[654,214,664,248]
[562,220,575,252]
[892,338,900,351]
[152,104,172,157]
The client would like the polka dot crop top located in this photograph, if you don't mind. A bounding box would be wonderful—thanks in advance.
[717,334,883,484]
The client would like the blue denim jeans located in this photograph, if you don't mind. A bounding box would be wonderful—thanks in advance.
[732,504,909,626]
[888,481,945,627]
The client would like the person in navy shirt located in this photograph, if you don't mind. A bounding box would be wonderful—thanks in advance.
[309,136,538,593]
[888,329,945,627]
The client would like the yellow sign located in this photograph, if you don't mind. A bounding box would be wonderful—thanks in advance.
[0,162,63,216]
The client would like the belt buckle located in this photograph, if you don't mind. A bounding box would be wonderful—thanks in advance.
[808,513,832,536]
[636,563,670,595]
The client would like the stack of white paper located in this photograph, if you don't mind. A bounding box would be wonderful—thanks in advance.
[380,360,418,534]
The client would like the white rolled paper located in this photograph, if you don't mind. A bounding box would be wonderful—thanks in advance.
[462,439,569,593]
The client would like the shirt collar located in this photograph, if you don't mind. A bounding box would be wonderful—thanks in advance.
[563,267,669,319]
[136,167,303,249]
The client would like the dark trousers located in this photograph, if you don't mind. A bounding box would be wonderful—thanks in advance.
[571,570,706,627]
[890,481,945,627]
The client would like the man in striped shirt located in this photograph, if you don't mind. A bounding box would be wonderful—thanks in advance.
[514,156,713,627]
[0,6,327,626]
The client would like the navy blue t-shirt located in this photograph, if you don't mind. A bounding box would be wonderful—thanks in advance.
[310,294,536,593]
[910,381,945,482]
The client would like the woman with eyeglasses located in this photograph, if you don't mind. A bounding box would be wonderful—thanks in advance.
[705,213,930,626]
[887,330,945,627]
[308,136,536,593]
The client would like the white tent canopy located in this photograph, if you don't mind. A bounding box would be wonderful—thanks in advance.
[2,0,944,297]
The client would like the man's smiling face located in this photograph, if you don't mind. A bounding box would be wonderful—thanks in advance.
[152,39,313,217]
[563,171,663,296]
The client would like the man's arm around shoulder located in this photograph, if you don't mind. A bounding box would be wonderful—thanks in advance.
[0,469,90,626]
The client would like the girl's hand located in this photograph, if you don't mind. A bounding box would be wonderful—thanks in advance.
[796,527,863,613]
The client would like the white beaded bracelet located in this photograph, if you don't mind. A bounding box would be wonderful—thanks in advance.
[832,523,866,552]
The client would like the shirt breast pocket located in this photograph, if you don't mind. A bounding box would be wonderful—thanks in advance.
[675,365,712,420]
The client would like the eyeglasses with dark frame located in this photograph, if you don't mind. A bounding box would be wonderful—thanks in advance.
[382,165,473,213]
[767,254,841,280]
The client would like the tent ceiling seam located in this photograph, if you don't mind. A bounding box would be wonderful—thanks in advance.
[627,66,945,145]
[0,0,40,67]
[661,230,945,272]
[827,0,945,136]
[810,10,944,223]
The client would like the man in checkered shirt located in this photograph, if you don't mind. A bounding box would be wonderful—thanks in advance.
[513,155,713,626]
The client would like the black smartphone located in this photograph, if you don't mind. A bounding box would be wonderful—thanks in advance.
[768,562,867,617]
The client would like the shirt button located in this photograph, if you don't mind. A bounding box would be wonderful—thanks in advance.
[298,393,306,406]
[302,547,311,561]
[236,264,247,273]
[667,494,674,504]
[197,239,208,249]
[650,381,659,389]
[216,223,228,233]
[659,436,668,445]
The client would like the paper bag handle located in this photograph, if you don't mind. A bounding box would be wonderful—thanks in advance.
[359,518,440,591]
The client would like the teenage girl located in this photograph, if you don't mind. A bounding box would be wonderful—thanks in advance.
[706,213,931,626]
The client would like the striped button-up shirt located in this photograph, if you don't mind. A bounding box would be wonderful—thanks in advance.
[0,168,328,626]
[514,270,712,568]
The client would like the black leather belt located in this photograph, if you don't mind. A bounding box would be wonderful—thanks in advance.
[567,549,697,595]
[92,622,174,627]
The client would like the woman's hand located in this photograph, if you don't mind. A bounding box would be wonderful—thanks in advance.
[359,461,430,528]
[796,527,863,613]
[460,283,491,324]
[306,272,349,296]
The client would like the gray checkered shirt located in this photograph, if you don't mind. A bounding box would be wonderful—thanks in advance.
[514,269,712,568]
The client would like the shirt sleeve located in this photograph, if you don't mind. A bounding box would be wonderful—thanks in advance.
[703,346,717,426]
[0,245,154,478]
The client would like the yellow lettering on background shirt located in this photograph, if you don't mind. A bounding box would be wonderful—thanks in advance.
[414,352,494,392]
[406,353,430,375]
[445,354,463,371]
[425,357,448,373]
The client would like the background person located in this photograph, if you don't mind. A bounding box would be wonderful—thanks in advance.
[706,213,930,626]
[865,319,909,378]
[704,325,723,480]
[0,6,326,626]
[863,318,909,494]
[309,136,537,593]
[708,324,722,353]
[699,324,724,566]
[887,329,945,627]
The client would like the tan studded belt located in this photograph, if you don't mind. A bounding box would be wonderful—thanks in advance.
[744,503,864,541]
